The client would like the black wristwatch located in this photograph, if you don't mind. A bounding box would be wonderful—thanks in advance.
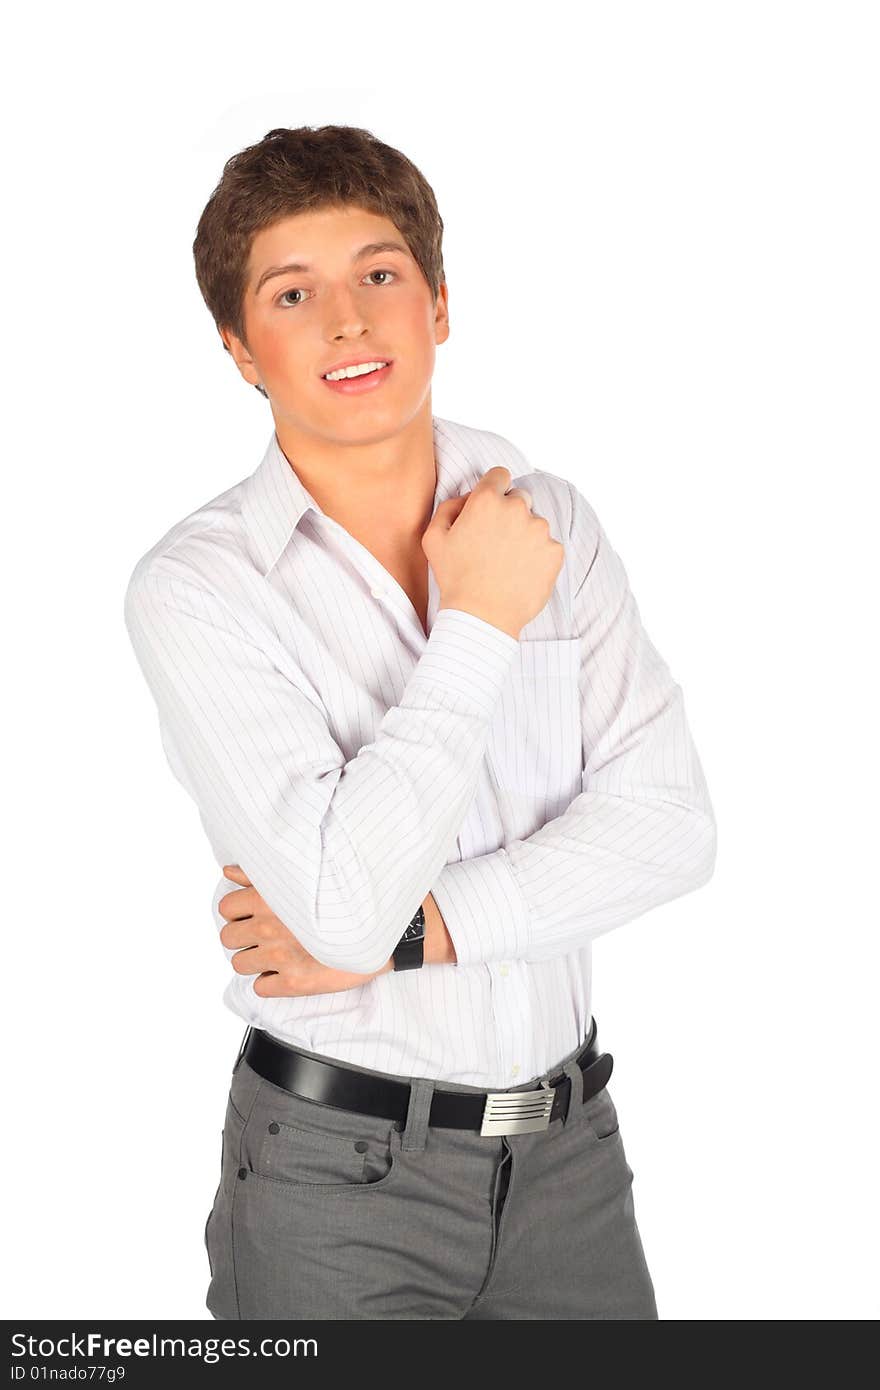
[392,904,426,971]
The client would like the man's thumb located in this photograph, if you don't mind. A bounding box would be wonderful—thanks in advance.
[427,493,469,535]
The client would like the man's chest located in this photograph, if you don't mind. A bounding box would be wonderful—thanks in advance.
[257,528,584,847]
[359,541,430,638]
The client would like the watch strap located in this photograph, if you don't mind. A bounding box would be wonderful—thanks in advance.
[393,904,426,971]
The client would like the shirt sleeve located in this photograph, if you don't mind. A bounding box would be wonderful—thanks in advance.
[430,482,718,966]
[124,565,520,975]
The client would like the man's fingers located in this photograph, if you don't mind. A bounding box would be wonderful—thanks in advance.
[470,465,513,498]
[222,863,253,885]
[218,885,257,921]
[253,971,284,997]
[219,916,264,949]
[228,943,275,974]
[505,486,533,509]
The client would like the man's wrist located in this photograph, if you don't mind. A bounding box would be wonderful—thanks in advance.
[377,893,457,973]
[423,891,457,964]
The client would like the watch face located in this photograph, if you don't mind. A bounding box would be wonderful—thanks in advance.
[403,920,424,942]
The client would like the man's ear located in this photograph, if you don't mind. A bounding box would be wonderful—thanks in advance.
[434,281,450,346]
[219,324,263,391]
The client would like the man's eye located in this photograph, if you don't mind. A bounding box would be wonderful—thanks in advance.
[277,270,397,307]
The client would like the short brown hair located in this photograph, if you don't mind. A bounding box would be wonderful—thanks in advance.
[192,125,445,395]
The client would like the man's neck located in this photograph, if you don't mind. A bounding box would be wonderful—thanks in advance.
[273,403,437,543]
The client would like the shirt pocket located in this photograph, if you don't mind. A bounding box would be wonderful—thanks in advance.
[485,637,583,836]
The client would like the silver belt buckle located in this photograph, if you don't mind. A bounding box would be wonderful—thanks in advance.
[480,1083,556,1136]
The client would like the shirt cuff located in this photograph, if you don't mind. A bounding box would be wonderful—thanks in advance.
[404,607,520,719]
[431,849,531,967]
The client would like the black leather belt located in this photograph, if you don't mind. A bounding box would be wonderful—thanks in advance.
[238,1017,613,1138]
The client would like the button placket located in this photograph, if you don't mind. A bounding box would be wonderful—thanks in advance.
[489,960,532,1085]
[324,519,428,649]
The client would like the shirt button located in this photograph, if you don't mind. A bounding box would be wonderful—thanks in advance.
[511,1064,520,1077]
[499,964,510,977]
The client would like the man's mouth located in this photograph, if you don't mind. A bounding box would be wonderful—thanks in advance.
[322,359,390,382]
[320,360,394,395]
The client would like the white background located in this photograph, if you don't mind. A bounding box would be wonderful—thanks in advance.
[3,0,877,1321]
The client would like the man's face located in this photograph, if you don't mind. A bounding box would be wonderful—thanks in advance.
[223,204,449,444]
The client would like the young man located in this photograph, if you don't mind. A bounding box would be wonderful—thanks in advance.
[124,125,716,1321]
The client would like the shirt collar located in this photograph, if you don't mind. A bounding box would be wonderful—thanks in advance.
[240,414,535,578]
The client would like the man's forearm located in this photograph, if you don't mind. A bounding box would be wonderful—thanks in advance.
[374,892,458,974]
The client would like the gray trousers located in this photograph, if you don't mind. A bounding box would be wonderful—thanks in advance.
[204,1029,658,1320]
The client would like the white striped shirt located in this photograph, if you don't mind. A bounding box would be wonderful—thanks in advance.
[123,415,716,1087]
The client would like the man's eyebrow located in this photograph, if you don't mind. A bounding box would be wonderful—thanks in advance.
[253,241,411,295]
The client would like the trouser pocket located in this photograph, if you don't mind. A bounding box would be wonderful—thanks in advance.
[583,1085,621,1142]
[231,1071,402,1194]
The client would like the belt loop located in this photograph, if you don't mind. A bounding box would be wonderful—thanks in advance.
[561,1056,584,1127]
[233,1025,253,1074]
[400,1077,435,1152]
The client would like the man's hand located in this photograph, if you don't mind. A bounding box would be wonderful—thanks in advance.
[218,867,458,994]
[218,865,392,997]
[423,466,562,640]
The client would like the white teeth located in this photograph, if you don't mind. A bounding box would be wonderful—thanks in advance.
[324,361,388,381]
